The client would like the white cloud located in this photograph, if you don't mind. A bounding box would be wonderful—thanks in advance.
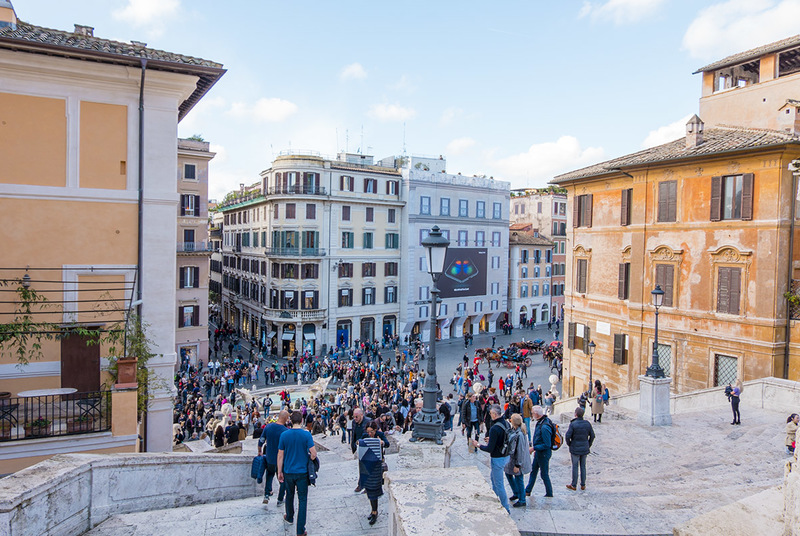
[209,143,227,164]
[683,0,800,60]
[579,0,666,24]
[446,137,477,155]
[493,136,605,186]
[389,75,416,92]
[642,114,693,148]
[228,98,298,122]
[439,107,464,125]
[368,103,416,122]
[113,0,180,26]
[339,62,367,81]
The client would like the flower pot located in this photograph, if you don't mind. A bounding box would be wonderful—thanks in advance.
[67,417,94,434]
[24,423,52,438]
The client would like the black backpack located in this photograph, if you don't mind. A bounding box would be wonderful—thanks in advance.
[499,420,514,457]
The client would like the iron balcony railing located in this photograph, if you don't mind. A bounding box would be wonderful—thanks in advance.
[0,390,112,442]
[264,247,327,257]
[266,186,327,196]
[177,242,213,253]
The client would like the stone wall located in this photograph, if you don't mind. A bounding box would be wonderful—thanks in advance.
[0,452,257,536]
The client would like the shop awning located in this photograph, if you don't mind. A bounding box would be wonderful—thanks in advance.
[282,332,295,340]
[267,331,276,338]
[303,332,316,340]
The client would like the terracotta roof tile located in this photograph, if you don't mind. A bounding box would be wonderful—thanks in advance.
[694,34,800,73]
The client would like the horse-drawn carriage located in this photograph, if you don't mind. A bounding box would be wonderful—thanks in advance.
[475,344,534,368]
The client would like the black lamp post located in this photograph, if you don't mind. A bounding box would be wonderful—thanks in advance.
[411,225,449,444]
[646,285,666,378]
[587,340,596,392]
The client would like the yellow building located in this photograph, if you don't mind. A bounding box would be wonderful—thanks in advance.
[553,36,800,397]
[0,2,224,470]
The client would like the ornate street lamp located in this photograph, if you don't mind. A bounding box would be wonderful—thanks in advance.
[587,340,596,393]
[646,285,666,378]
[411,225,449,444]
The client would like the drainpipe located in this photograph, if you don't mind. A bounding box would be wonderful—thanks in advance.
[784,160,799,379]
[137,58,147,451]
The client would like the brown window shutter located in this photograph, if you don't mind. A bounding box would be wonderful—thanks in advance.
[741,173,754,221]
[669,181,677,221]
[620,189,629,226]
[582,326,591,353]
[729,267,741,314]
[192,307,199,326]
[710,176,722,221]
[618,263,628,299]
[663,264,674,307]
[581,259,588,293]
[194,195,201,217]
[178,307,185,327]
[717,267,730,313]
[180,195,186,216]
[568,322,576,350]
[179,267,185,288]
[573,196,581,227]
[584,194,593,228]
[613,333,624,364]
[275,172,282,189]
[658,183,668,222]
[193,267,200,288]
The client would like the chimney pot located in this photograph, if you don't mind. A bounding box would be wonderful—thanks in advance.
[131,40,147,47]
[686,114,704,148]
[73,24,94,37]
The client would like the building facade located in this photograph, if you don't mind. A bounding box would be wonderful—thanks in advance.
[176,139,214,369]
[508,230,554,327]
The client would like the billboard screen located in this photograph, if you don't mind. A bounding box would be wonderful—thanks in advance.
[437,248,488,298]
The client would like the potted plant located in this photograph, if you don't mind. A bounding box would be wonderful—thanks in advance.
[66,414,94,433]
[24,416,52,437]
[0,421,11,440]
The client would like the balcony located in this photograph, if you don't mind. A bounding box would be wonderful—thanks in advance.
[0,390,111,442]
[265,247,326,257]
[177,241,214,253]
[266,185,327,196]
[263,308,326,321]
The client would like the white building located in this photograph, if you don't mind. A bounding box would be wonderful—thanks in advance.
[507,229,554,327]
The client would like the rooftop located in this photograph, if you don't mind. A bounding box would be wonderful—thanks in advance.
[552,125,800,183]
[509,231,553,247]
[695,33,800,73]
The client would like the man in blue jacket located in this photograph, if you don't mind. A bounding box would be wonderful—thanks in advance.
[565,406,595,491]
[525,405,553,498]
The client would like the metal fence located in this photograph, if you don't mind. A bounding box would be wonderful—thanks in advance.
[0,390,111,442]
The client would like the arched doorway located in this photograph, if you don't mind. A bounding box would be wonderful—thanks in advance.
[382,315,396,343]
[519,305,528,326]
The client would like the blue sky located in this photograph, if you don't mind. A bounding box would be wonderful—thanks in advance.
[13,0,800,198]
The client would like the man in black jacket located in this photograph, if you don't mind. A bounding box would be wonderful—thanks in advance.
[472,404,511,513]
[565,406,595,491]
[459,393,483,450]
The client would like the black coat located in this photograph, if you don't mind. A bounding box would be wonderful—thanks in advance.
[565,417,595,456]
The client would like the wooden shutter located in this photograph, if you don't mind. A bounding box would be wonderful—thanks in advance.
[384,286,389,303]
[582,326,591,353]
[362,288,367,305]
[657,264,675,307]
[577,259,587,293]
[584,194,593,228]
[729,267,741,314]
[618,263,629,300]
[613,333,624,365]
[193,267,200,288]
[179,267,185,288]
[668,181,677,221]
[275,172,281,191]
[657,182,668,221]
[717,267,730,313]
[192,307,199,326]
[178,307,185,327]
[568,322,576,350]
[573,196,581,227]
[194,195,201,216]
[741,173,754,221]
[620,189,629,226]
[180,195,186,216]
[710,176,722,221]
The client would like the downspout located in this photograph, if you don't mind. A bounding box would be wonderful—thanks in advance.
[784,162,799,379]
[137,58,147,451]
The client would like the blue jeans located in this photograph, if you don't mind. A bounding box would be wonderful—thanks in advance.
[526,449,553,497]
[284,473,309,535]
[490,457,511,512]
[523,417,531,442]
[264,462,286,501]
[505,472,526,504]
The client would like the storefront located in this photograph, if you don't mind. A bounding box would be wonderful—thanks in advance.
[336,320,351,348]
[281,324,296,357]
[360,317,375,342]
[382,315,396,342]
[519,305,528,326]
[302,324,316,355]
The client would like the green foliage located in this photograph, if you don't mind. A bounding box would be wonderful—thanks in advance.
[187,134,205,142]
[209,290,220,305]
[28,416,51,427]
[785,291,800,306]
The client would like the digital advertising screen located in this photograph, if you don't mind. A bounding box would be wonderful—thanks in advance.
[437,248,488,298]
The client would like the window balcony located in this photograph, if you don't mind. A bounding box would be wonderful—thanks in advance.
[264,247,326,257]
[0,390,111,443]
[266,186,327,196]
[262,308,326,321]
[177,242,214,253]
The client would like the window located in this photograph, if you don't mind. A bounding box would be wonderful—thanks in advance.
[362,287,375,305]
[281,263,298,279]
[385,233,399,249]
[419,286,430,300]
[439,303,447,316]
[476,201,485,218]
[657,181,677,222]
[522,250,529,263]
[540,308,549,322]
[419,306,429,318]
[306,203,316,219]
[342,206,351,221]
[621,188,633,226]
[273,204,279,219]
[573,194,593,228]
[474,301,483,312]
[568,323,591,353]
[520,284,528,297]
[340,175,354,191]
[385,262,398,276]
[716,266,742,315]
[491,232,501,247]
[546,250,552,263]
[253,232,259,247]
[385,286,397,303]
[613,334,629,365]
[543,283,549,296]
[491,282,499,294]
[388,208,396,223]
[179,305,199,327]
[576,259,588,293]
[286,203,296,219]
[420,228,430,245]
[342,232,354,248]
[618,262,630,300]
[302,290,319,309]
[386,180,399,195]
[183,163,196,180]
[364,178,377,193]
[491,256,500,269]
[362,262,376,277]
[711,174,753,221]
[180,194,200,217]
[656,343,671,377]
[546,266,551,277]
[363,232,374,249]
[475,231,485,247]
[272,262,280,278]
[491,299,498,310]
[420,257,426,271]
[532,284,539,296]
[714,354,738,386]
[458,230,468,246]
[179,266,200,289]
[338,288,352,307]
[493,202,502,219]
[459,199,469,217]
[457,302,467,314]
[522,267,529,278]
[533,250,540,264]
[338,262,353,278]
[655,264,675,307]
[440,197,450,216]
[420,196,431,215]
[302,264,319,279]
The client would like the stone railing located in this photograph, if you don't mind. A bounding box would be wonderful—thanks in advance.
[0,452,257,536]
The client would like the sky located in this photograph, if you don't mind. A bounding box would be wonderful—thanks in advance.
[13,0,800,199]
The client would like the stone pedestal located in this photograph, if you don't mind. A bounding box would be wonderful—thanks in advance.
[638,374,672,426]
[394,428,455,469]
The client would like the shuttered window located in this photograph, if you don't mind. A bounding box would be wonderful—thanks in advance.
[657,181,677,222]
[306,203,316,219]
[618,262,630,300]
[655,264,675,307]
[710,174,753,221]
[573,194,593,227]
[567,322,576,349]
[576,258,588,293]
[613,333,628,365]
[620,188,632,226]
[717,266,742,314]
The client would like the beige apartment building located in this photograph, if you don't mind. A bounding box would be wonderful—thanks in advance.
[508,229,554,327]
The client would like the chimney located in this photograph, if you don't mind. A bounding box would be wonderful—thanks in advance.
[74,24,94,37]
[131,40,147,48]
[686,114,704,148]
[0,0,18,30]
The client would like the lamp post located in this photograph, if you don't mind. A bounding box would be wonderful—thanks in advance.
[587,340,596,393]
[646,285,666,378]
[411,225,449,444]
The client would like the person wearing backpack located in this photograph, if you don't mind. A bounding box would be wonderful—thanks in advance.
[504,414,532,508]
[565,406,595,491]
[525,405,554,498]
[472,404,512,513]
